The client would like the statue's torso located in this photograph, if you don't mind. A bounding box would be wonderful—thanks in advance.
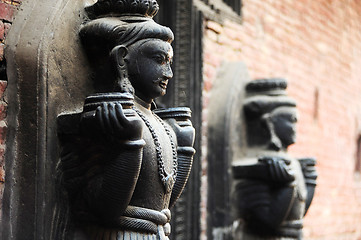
[72,101,178,240]
[276,157,307,238]
[236,152,308,239]
[130,101,176,210]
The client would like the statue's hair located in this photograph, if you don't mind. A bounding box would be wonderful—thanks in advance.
[243,96,296,119]
[243,78,296,119]
[80,17,173,57]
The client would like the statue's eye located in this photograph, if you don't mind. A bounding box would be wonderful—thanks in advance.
[153,55,166,64]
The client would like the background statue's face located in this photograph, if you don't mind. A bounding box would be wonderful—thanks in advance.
[270,107,298,148]
[126,39,173,103]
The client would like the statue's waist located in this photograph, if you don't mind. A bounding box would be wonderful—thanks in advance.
[117,206,171,235]
[246,219,303,238]
[276,219,303,238]
[83,206,172,239]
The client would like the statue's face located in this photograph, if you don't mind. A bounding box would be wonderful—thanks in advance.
[126,39,173,103]
[270,107,298,148]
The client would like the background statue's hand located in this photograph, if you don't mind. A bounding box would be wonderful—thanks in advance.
[94,102,143,142]
[259,156,295,183]
[165,118,195,147]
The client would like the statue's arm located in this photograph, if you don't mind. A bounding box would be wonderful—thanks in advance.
[169,146,196,208]
[298,157,317,215]
[233,157,296,230]
[157,115,196,208]
[79,102,145,224]
[84,140,145,224]
[234,180,296,231]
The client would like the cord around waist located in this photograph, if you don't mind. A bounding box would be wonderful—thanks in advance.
[117,206,171,235]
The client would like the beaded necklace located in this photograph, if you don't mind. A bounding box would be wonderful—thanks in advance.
[133,106,177,193]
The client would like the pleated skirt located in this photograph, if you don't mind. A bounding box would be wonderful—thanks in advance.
[85,226,169,240]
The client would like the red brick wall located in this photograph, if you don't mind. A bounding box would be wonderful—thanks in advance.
[0,0,21,218]
[202,0,361,239]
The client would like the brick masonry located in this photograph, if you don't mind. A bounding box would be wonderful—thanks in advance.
[0,0,20,221]
[202,0,361,239]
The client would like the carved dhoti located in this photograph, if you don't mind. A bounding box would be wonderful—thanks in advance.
[84,206,172,240]
[234,219,303,240]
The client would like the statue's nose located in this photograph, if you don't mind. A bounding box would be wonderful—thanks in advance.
[164,65,173,79]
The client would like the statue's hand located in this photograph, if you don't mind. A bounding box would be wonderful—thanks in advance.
[93,102,143,142]
[259,156,295,183]
[298,157,317,185]
[165,118,195,147]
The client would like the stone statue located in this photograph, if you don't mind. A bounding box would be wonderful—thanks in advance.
[232,79,317,239]
[57,1,195,239]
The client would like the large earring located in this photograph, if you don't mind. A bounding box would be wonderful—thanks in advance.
[262,114,282,151]
[110,45,135,95]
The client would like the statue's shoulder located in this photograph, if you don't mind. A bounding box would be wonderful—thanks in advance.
[153,106,193,135]
[153,107,192,121]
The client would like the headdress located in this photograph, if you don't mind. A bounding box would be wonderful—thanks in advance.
[243,78,297,150]
[244,78,296,118]
[80,0,173,50]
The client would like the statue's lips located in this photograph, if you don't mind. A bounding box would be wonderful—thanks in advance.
[159,80,168,89]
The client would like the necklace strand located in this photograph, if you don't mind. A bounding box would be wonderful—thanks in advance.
[133,107,177,193]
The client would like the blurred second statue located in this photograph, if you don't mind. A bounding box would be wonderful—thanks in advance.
[232,78,317,240]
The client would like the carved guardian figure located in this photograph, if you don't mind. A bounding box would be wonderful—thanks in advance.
[232,79,317,240]
[57,1,195,239]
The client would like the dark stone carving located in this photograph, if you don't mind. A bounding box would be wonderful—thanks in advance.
[232,78,317,239]
[57,1,196,239]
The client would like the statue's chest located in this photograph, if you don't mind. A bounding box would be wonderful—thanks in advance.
[141,115,174,174]
[136,110,176,193]
[291,160,307,201]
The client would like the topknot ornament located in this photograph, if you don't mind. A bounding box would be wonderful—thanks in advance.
[85,0,159,19]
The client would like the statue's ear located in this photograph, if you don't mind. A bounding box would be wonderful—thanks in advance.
[110,45,134,94]
[110,45,128,67]
[262,113,282,151]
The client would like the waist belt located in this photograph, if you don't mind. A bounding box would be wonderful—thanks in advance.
[118,206,171,236]
[277,219,303,238]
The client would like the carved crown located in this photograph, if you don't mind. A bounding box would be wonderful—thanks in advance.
[86,0,159,19]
